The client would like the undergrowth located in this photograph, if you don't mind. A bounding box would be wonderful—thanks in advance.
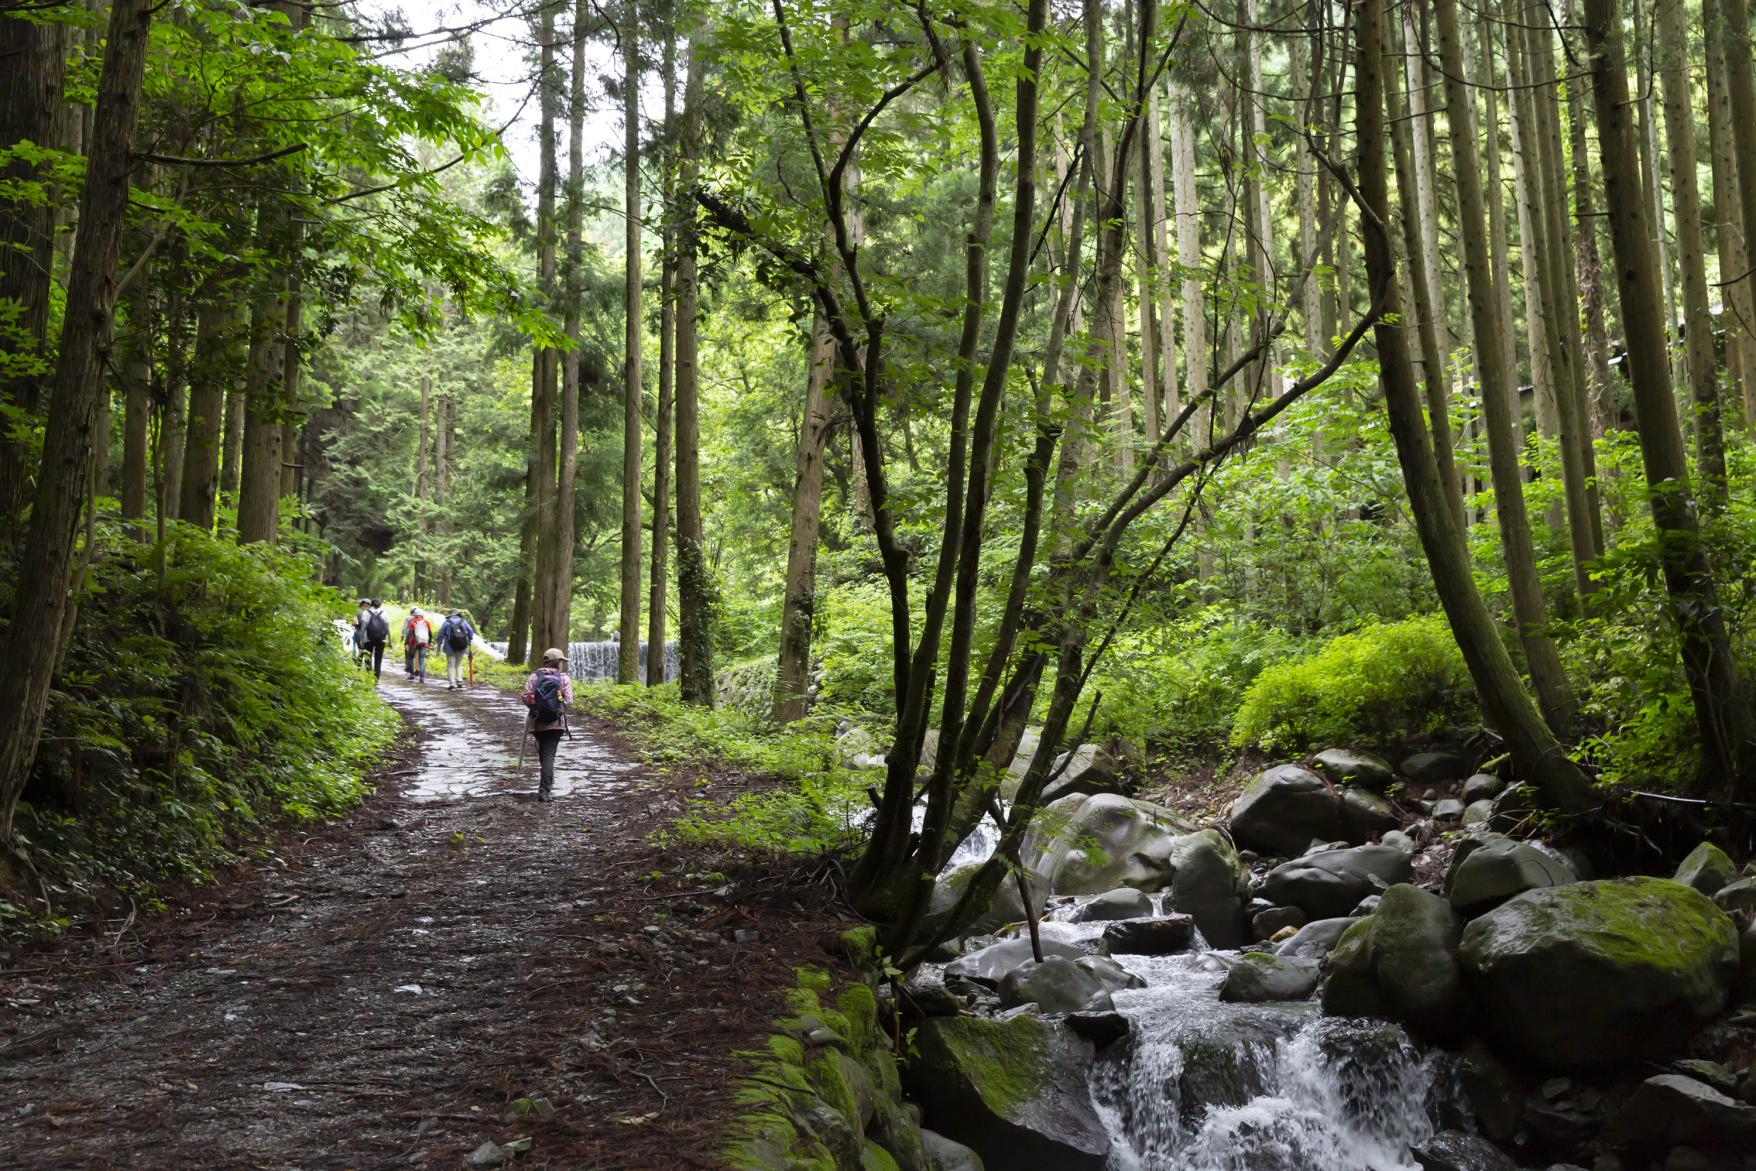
[1,520,397,938]
[572,682,872,858]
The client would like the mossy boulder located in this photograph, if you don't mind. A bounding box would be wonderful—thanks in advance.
[1321,884,1464,1037]
[1458,877,1740,1071]
[1164,829,1250,947]
[1311,747,1397,791]
[909,1014,1106,1170]
[1019,793,1193,896]
[1674,842,1738,897]
[1219,950,1320,1002]
[1445,837,1574,917]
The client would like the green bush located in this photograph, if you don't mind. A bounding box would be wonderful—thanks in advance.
[575,681,869,857]
[1229,614,1476,750]
[5,520,397,934]
[815,581,898,716]
[1088,607,1308,763]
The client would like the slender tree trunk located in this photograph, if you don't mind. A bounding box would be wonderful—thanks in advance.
[1171,80,1205,420]
[120,267,152,525]
[645,23,677,686]
[1561,0,1616,436]
[1711,0,1756,424]
[1656,0,1727,505]
[1582,0,1754,788]
[617,0,644,684]
[1137,82,1163,446]
[674,40,713,705]
[1435,0,1577,732]
[179,298,235,529]
[1478,19,1521,440]
[1505,21,1559,440]
[0,13,64,534]
[159,243,189,522]
[528,0,561,660]
[1704,0,1756,423]
[554,0,589,657]
[1358,0,1595,814]
[0,0,153,841]
[235,267,287,544]
[220,385,244,499]
[415,374,431,593]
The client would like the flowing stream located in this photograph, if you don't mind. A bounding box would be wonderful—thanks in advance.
[484,639,680,683]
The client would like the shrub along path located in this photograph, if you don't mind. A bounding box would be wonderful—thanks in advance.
[0,674,844,1169]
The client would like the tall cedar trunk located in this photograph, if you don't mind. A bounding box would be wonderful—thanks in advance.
[220,386,244,497]
[1357,0,1595,815]
[1713,0,1756,424]
[415,375,430,592]
[0,13,64,533]
[1239,0,1278,415]
[1656,0,1727,505]
[646,24,677,687]
[1434,0,1577,731]
[1560,0,1616,435]
[1505,21,1559,441]
[120,264,152,524]
[1523,4,1606,562]
[1704,0,1756,422]
[180,297,235,529]
[1171,81,1205,433]
[617,0,644,684]
[528,0,561,660]
[507,353,536,665]
[235,260,286,542]
[0,0,153,840]
[1137,80,1162,445]
[1478,18,1521,443]
[159,243,189,521]
[1388,13,1465,532]
[554,0,589,657]
[1582,0,1754,788]
[278,234,303,505]
[674,41,713,705]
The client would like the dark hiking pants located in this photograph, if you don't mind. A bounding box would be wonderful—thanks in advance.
[535,729,563,797]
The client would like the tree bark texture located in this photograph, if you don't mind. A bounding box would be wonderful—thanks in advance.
[618,0,644,685]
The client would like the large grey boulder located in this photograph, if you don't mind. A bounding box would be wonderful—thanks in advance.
[1446,838,1575,916]
[1228,765,1349,856]
[1070,887,1152,922]
[1219,952,1321,1002]
[1164,829,1249,948]
[1319,885,1463,1038]
[1258,845,1414,920]
[1462,773,1505,803]
[1038,743,1135,806]
[1020,794,1192,896]
[921,1129,985,1171]
[1458,877,1741,1071]
[911,1015,1107,1170]
[1715,876,1756,921]
[1411,1131,1516,1171]
[998,957,1114,1014]
[1341,787,1400,839]
[1674,842,1737,897]
[1401,750,1470,785]
[1603,1074,1756,1149]
[946,937,1085,988]
[1275,917,1355,959]
[1311,747,1397,791]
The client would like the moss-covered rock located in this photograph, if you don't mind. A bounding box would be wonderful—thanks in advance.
[910,1014,1106,1170]
[1458,877,1740,1071]
[1674,842,1738,897]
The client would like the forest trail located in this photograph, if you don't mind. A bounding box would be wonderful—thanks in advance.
[1,676,825,1170]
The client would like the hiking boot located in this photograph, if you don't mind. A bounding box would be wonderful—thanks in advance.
[537,789,554,803]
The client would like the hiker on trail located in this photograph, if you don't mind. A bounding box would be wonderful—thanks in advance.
[352,598,372,668]
[403,607,434,682]
[522,648,574,802]
[436,609,475,690]
[357,599,390,681]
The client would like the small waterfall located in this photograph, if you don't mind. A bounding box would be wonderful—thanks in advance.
[480,639,680,683]
[1083,943,1454,1171]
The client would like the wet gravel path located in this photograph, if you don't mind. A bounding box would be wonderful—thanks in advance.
[0,675,841,1170]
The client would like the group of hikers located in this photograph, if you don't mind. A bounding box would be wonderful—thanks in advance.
[348,599,575,801]
[350,599,476,688]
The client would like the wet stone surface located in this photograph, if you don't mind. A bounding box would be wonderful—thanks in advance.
[0,676,833,1170]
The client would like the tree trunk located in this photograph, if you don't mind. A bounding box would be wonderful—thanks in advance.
[1711,0,1756,425]
[0,0,153,841]
[645,22,677,687]
[1704,0,1756,423]
[674,40,713,706]
[220,385,244,499]
[1505,21,1559,441]
[1171,80,1205,419]
[1358,0,1595,814]
[1561,0,1616,436]
[159,243,190,522]
[1656,0,1727,506]
[235,266,286,544]
[120,268,152,525]
[415,374,431,593]
[555,0,589,657]
[1477,18,1521,441]
[1434,0,1578,732]
[0,12,64,534]
[1582,0,1754,788]
[528,0,561,659]
[618,0,644,685]
[179,297,236,530]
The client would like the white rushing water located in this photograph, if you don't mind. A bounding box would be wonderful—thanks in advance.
[1013,910,1454,1171]
[484,639,679,683]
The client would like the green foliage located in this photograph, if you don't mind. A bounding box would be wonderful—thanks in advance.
[814,582,899,715]
[1230,614,1476,750]
[574,683,869,858]
[2,522,396,935]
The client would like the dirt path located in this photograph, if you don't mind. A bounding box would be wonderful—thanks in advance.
[0,676,842,1170]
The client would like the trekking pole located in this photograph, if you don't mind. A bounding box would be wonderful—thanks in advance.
[517,714,531,769]
[468,650,475,687]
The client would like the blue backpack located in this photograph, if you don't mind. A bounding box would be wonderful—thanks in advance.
[532,671,565,724]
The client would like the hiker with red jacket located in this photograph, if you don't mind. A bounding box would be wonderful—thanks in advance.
[522,648,574,802]
[402,607,434,682]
